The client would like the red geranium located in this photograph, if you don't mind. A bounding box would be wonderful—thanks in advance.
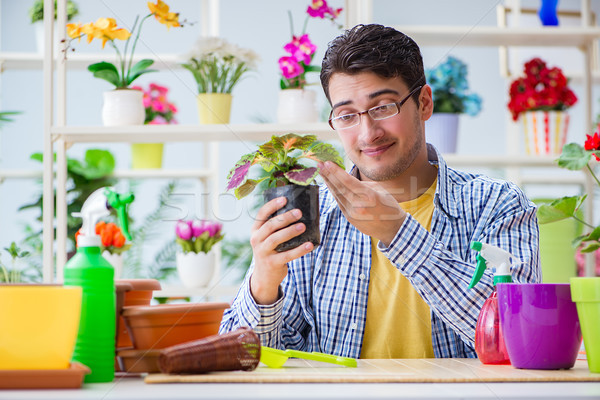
[507,57,578,121]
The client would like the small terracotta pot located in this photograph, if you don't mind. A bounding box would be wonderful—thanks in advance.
[116,348,161,373]
[122,302,229,349]
[115,279,162,350]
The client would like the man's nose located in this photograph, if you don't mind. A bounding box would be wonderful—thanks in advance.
[358,113,383,143]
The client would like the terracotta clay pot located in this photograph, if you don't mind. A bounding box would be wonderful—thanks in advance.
[121,302,229,349]
[115,279,162,350]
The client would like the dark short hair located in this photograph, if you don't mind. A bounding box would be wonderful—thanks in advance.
[320,24,425,105]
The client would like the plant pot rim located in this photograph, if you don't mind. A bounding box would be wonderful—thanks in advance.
[115,279,162,291]
[122,302,230,317]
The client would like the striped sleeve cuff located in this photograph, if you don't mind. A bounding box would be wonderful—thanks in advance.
[377,213,436,277]
[236,277,285,335]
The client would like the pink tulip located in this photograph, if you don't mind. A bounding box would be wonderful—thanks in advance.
[207,221,222,237]
[175,220,192,240]
[191,220,208,237]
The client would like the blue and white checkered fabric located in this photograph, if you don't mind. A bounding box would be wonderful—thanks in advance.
[220,145,541,359]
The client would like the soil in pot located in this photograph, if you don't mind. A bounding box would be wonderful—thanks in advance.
[263,184,320,252]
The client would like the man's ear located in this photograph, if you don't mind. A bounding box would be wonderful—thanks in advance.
[420,84,434,121]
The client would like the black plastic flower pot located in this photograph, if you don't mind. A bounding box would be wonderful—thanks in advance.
[263,184,320,253]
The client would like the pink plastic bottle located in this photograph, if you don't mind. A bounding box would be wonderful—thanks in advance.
[469,242,513,365]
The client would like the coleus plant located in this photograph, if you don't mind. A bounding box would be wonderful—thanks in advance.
[226,133,344,200]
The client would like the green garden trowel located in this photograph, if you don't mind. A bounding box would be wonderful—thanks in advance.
[260,346,357,368]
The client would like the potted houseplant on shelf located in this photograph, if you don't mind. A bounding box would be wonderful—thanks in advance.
[0,242,31,283]
[65,0,183,126]
[182,37,259,124]
[425,55,482,154]
[226,133,344,252]
[29,0,79,54]
[277,0,343,123]
[175,220,224,288]
[508,57,577,155]
[129,82,178,169]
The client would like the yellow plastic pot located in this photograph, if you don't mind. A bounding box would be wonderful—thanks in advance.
[0,285,82,370]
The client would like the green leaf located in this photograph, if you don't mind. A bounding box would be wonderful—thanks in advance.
[303,65,321,73]
[226,153,257,191]
[126,59,157,86]
[234,179,261,200]
[580,241,600,253]
[194,232,210,253]
[258,142,284,164]
[176,238,193,253]
[557,143,592,171]
[88,62,121,88]
[273,133,317,151]
[305,142,345,168]
[536,196,582,224]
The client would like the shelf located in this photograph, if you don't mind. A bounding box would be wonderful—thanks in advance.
[394,26,600,47]
[0,52,182,70]
[443,154,560,167]
[50,123,337,143]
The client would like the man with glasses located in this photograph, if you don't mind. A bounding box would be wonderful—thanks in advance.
[221,24,540,359]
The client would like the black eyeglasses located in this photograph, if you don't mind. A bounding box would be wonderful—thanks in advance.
[328,85,423,130]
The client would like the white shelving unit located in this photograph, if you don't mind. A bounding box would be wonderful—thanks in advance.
[29,0,600,287]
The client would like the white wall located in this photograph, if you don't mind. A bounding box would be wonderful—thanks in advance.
[0,0,598,278]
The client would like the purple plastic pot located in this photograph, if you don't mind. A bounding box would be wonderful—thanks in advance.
[497,283,582,370]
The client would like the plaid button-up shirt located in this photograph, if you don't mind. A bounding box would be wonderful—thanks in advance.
[220,145,541,358]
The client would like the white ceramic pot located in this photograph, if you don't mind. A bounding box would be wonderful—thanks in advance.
[102,89,145,126]
[520,110,570,155]
[102,251,123,279]
[277,89,319,124]
[425,112,459,154]
[176,252,215,288]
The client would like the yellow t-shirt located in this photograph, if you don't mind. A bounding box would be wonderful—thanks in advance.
[360,178,437,359]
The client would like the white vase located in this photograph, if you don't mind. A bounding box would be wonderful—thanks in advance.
[176,252,215,288]
[425,113,459,154]
[102,251,123,280]
[102,89,145,126]
[520,110,570,155]
[277,89,319,124]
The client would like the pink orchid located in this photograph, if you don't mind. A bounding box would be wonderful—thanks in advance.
[279,56,304,79]
[149,83,168,94]
[284,34,316,64]
[307,0,328,18]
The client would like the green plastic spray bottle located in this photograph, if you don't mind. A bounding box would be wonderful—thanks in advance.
[469,241,517,365]
[64,187,134,383]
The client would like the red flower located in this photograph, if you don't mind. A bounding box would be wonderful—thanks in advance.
[584,130,600,162]
[507,57,577,121]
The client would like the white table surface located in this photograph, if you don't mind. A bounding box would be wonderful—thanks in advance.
[1,378,600,400]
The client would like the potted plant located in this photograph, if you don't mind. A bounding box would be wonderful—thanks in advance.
[225,133,344,252]
[65,0,184,126]
[29,0,79,54]
[508,57,577,155]
[129,83,178,169]
[277,0,343,123]
[425,55,482,154]
[175,220,224,288]
[182,37,259,124]
[0,242,31,283]
[537,127,600,373]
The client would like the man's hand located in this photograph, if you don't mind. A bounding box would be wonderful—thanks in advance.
[249,196,314,305]
[319,161,406,246]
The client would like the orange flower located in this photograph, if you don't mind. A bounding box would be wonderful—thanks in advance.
[66,22,83,41]
[113,232,126,248]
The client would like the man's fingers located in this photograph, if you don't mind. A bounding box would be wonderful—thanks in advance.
[252,208,303,247]
[272,241,314,266]
[252,196,287,231]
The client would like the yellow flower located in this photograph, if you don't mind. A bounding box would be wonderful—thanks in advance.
[66,22,83,41]
[148,0,180,29]
[92,18,131,49]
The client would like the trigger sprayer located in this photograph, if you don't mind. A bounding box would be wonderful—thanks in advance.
[64,187,134,383]
[469,241,518,365]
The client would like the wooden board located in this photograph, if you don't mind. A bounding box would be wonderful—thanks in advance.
[145,359,600,384]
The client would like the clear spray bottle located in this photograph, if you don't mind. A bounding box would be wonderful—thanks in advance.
[469,241,517,365]
[63,187,134,382]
